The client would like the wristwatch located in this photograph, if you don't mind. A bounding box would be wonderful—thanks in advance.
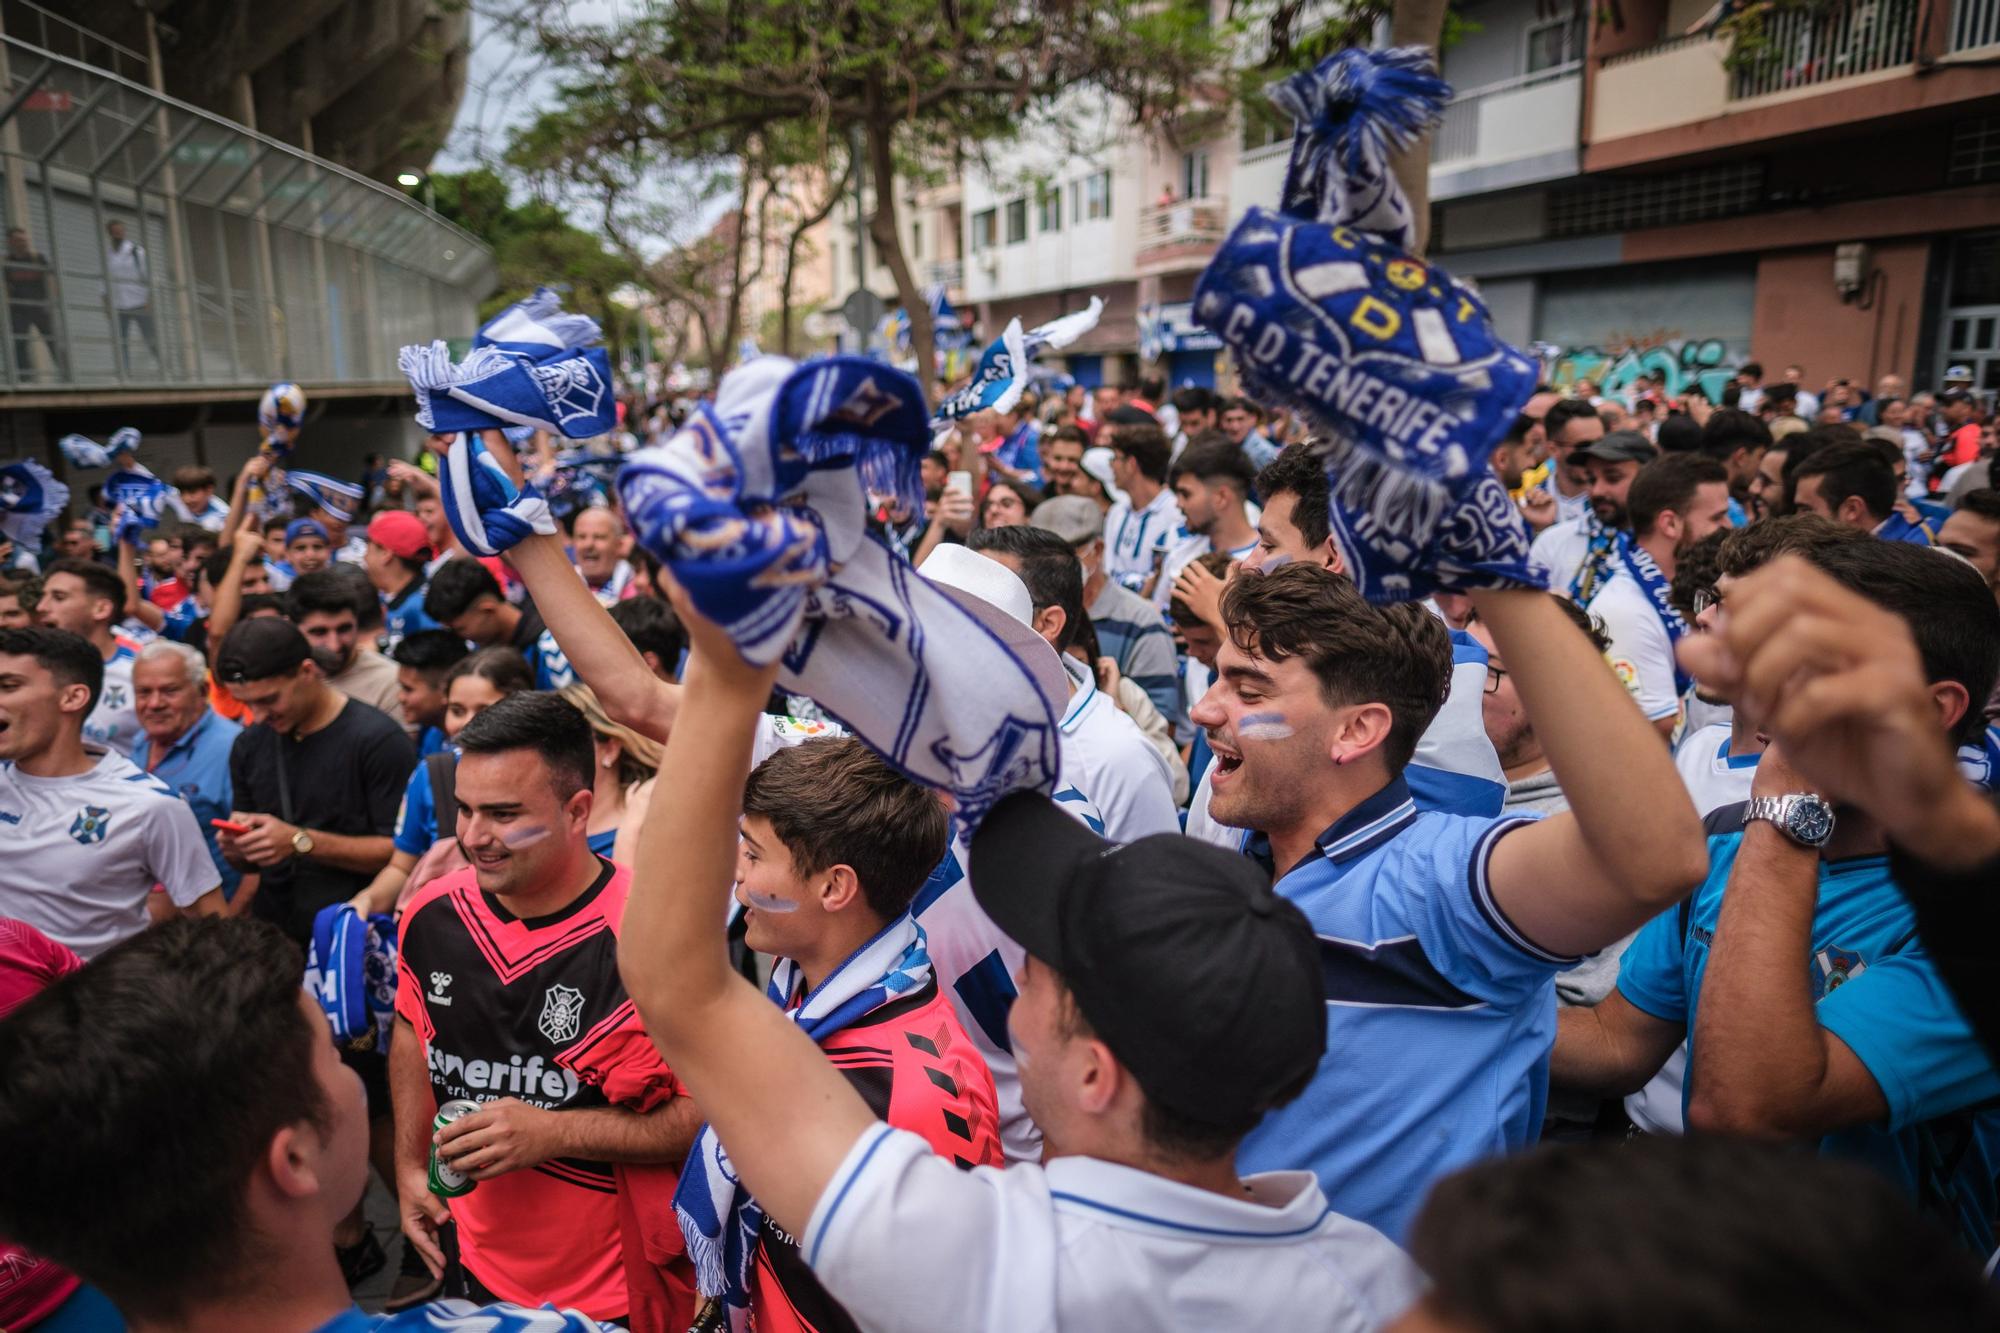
[291,829,316,859]
[1744,794,1836,848]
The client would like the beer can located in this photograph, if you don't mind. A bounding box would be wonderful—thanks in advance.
[428,1099,481,1198]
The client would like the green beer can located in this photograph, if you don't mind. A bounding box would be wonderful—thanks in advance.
[428,1099,481,1198]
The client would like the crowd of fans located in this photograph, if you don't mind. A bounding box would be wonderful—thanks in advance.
[1,355,1999,1333]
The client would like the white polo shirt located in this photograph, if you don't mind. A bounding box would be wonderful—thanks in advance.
[1102,488,1182,594]
[1586,571,1679,724]
[1672,722,1759,817]
[0,747,220,957]
[803,1123,1422,1333]
[1056,655,1179,842]
[1527,516,1591,593]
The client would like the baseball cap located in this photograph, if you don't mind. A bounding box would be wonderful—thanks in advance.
[970,790,1326,1129]
[917,544,1071,712]
[1078,447,1128,505]
[1030,494,1104,546]
[1570,430,1659,466]
[284,518,329,547]
[368,509,432,561]
[1945,364,1975,383]
[213,617,312,684]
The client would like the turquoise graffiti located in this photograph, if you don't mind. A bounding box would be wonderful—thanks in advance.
[1545,338,1737,401]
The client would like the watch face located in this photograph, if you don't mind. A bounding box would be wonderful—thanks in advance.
[1788,800,1835,845]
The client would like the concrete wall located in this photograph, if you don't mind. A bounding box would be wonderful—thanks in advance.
[1750,238,1931,386]
[1592,37,1730,141]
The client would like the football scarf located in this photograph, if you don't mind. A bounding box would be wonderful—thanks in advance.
[1193,48,1544,602]
[1618,539,1694,696]
[304,903,399,1054]
[674,917,933,1330]
[286,470,364,524]
[931,297,1103,426]
[0,459,68,550]
[400,287,618,439]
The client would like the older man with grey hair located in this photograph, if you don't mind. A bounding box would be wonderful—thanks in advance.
[131,639,244,903]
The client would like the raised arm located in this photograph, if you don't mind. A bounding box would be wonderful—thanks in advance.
[114,536,164,631]
[507,534,681,743]
[616,584,876,1239]
[1474,587,1709,958]
[217,454,270,551]
[205,521,265,647]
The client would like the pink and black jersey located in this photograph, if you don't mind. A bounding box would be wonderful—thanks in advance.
[395,859,687,1322]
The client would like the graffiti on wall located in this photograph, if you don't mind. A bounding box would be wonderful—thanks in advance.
[1539,333,1739,401]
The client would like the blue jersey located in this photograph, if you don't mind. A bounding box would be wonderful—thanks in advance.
[315,1300,616,1332]
[532,628,575,690]
[1236,777,1562,1241]
[1618,830,2000,1249]
[160,595,205,644]
[380,579,440,653]
[393,755,445,856]
[417,725,450,759]
[1876,512,1935,545]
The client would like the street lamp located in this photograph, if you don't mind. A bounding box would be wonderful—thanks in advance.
[396,169,435,214]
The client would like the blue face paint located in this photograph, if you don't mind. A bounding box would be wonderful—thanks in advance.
[742,888,799,914]
[1238,711,1295,742]
[499,824,550,849]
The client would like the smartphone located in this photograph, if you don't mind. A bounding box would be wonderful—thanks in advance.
[210,818,251,835]
[945,470,973,498]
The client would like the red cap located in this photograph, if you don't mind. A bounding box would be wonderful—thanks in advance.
[368,510,432,561]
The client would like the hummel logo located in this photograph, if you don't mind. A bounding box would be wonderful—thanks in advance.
[427,972,453,1006]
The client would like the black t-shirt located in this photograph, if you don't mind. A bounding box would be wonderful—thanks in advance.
[4,252,50,304]
[229,696,415,941]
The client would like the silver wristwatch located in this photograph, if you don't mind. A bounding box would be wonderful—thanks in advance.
[1744,793,1836,848]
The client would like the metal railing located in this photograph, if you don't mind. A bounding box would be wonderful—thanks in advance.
[1730,0,1918,99]
[1432,63,1581,165]
[925,257,964,288]
[1952,0,2000,51]
[0,0,149,84]
[0,35,494,393]
[1137,197,1227,250]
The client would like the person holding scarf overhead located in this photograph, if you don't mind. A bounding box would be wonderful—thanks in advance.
[1585,453,1735,738]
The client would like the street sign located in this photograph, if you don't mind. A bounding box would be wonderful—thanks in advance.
[840,289,886,338]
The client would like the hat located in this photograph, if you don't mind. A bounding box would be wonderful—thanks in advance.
[1030,494,1104,545]
[1078,447,1128,505]
[368,509,432,561]
[214,617,312,685]
[284,518,329,547]
[1944,364,1975,383]
[1939,388,1975,407]
[969,789,1326,1129]
[1570,430,1659,466]
[917,544,1071,712]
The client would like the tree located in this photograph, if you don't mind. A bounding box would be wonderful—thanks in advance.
[517,0,1234,391]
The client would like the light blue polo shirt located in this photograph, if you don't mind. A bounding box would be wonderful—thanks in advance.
[131,708,244,899]
[1236,776,1563,1242]
[1618,830,2000,1250]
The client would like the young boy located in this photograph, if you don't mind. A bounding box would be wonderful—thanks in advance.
[696,735,1003,1331]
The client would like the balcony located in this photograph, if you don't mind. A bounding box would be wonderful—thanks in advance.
[1729,0,1917,100]
[1427,65,1583,199]
[925,257,964,289]
[1135,198,1227,273]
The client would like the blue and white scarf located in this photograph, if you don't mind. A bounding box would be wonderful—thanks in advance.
[57,429,137,471]
[1618,539,1694,696]
[674,916,933,1330]
[286,470,364,523]
[304,903,399,1054]
[613,355,1061,831]
[931,298,1103,426]
[400,287,618,439]
[1567,513,1627,605]
[0,459,68,550]
[1193,48,1543,602]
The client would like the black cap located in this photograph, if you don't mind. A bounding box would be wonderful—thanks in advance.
[213,617,311,685]
[1571,429,1659,466]
[969,790,1325,1129]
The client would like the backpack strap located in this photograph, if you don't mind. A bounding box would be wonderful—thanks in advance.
[427,750,458,841]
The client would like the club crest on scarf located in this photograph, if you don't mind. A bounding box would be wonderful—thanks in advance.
[398,287,618,439]
[1194,47,1544,602]
[612,355,1059,833]
[259,382,308,452]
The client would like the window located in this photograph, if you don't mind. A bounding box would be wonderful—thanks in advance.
[1005,197,1028,244]
[1180,150,1210,201]
[970,208,997,252]
[1038,186,1063,233]
[1084,170,1112,221]
[1525,10,1585,73]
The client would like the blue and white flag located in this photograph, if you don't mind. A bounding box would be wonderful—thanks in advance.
[1194,48,1542,602]
[58,434,112,470]
[107,427,141,458]
[0,459,68,550]
[399,287,618,439]
[931,297,1104,425]
[287,470,364,523]
[675,916,933,1330]
[611,355,1059,831]
[110,473,172,547]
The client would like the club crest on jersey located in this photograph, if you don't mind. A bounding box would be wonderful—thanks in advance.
[538,983,585,1043]
[1811,946,1866,998]
[69,805,112,845]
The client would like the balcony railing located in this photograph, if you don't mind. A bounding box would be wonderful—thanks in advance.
[1138,198,1227,251]
[925,257,964,288]
[1729,0,1918,99]
[1953,0,2000,51]
[0,36,494,393]
[0,0,150,83]
[1432,64,1581,166]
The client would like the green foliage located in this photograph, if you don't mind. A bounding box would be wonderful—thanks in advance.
[422,168,640,328]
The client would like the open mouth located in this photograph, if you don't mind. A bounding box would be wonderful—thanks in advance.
[1208,735,1244,781]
